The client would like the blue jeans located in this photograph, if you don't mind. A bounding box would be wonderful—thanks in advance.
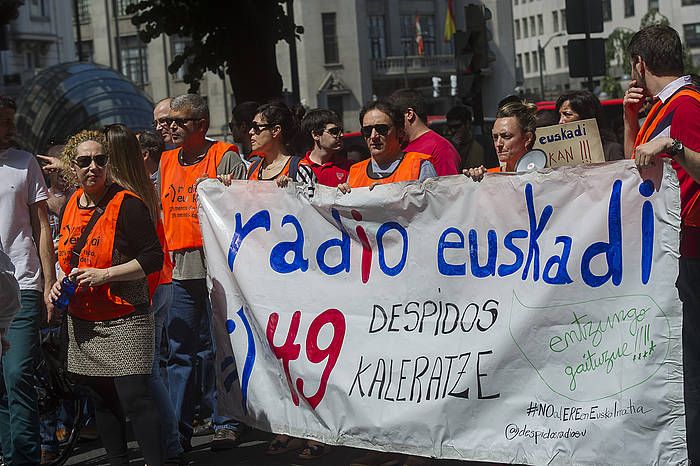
[149,283,182,459]
[0,290,41,466]
[167,279,238,443]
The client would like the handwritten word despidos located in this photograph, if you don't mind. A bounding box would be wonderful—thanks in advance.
[226,179,655,288]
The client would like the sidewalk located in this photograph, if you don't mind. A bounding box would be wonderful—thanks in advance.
[64,428,489,465]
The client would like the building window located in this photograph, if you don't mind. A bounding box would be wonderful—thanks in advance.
[120,36,148,85]
[602,0,612,21]
[532,51,538,72]
[116,0,138,16]
[624,0,635,17]
[171,38,192,80]
[29,0,47,17]
[561,9,567,32]
[525,53,531,73]
[530,16,536,36]
[322,13,339,63]
[76,40,94,61]
[563,45,569,67]
[523,18,529,37]
[555,46,561,68]
[682,0,700,5]
[553,11,559,32]
[76,0,90,22]
[537,14,543,35]
[685,23,700,47]
[514,0,518,5]
[400,15,436,56]
[369,15,386,59]
[517,53,522,69]
[648,0,659,9]
[515,20,520,39]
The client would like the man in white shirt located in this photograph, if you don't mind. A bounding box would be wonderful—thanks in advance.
[0,95,56,465]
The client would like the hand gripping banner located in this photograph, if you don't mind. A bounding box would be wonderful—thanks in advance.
[198,160,686,464]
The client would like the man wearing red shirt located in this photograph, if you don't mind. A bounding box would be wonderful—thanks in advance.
[389,88,461,176]
[624,25,700,462]
[300,109,350,187]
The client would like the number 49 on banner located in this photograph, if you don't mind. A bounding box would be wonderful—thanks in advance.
[266,309,346,409]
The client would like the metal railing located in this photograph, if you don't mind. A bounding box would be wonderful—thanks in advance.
[372,54,455,76]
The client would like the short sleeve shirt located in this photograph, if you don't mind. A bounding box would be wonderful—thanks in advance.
[404,130,461,176]
[0,148,49,290]
[303,152,351,187]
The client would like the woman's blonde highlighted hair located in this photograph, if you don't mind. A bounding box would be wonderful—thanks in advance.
[60,130,111,187]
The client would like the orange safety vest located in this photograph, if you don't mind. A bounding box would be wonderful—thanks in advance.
[634,86,700,227]
[160,141,238,251]
[348,152,430,188]
[57,188,146,321]
[247,156,307,181]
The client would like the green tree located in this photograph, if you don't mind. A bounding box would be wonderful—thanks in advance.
[128,0,301,103]
[0,0,23,25]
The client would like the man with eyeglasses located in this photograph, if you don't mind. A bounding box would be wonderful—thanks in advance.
[300,109,350,187]
[339,100,436,192]
[153,97,174,148]
[389,88,461,176]
[445,106,485,171]
[0,95,56,465]
[158,94,248,453]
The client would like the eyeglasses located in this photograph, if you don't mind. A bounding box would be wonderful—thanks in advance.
[250,122,274,135]
[165,117,199,127]
[324,126,343,137]
[360,124,391,138]
[153,118,169,128]
[73,154,108,169]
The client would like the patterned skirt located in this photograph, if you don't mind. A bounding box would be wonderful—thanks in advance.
[67,312,154,377]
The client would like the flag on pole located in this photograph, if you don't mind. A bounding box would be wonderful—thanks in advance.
[444,0,456,42]
[415,16,424,56]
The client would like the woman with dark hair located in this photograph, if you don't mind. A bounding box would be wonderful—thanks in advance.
[244,102,316,191]
[104,124,182,464]
[50,130,164,465]
[555,90,624,161]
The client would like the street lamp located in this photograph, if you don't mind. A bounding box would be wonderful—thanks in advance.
[538,32,565,101]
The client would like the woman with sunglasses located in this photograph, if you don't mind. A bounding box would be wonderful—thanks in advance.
[50,130,165,466]
[244,102,316,193]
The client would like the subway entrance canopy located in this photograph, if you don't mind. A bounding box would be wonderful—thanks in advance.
[15,62,154,154]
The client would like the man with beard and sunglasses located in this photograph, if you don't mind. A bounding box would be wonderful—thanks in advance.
[339,100,436,193]
[158,94,248,453]
[300,109,350,187]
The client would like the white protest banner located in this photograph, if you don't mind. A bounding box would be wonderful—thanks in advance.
[534,118,605,167]
[198,160,686,465]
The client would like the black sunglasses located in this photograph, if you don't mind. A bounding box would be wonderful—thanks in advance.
[324,126,343,137]
[360,124,391,138]
[73,154,108,169]
[153,118,169,128]
[165,117,199,127]
[250,122,274,135]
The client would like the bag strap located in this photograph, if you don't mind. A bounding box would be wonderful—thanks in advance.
[70,184,121,270]
[288,155,302,181]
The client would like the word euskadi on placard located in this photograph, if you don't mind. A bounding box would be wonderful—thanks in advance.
[534,118,605,167]
[198,160,686,465]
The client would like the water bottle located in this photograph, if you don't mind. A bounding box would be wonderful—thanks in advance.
[53,277,76,312]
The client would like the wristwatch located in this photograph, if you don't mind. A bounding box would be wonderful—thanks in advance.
[668,139,684,158]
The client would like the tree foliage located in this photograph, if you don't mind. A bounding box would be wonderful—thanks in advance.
[127,0,302,103]
[0,0,23,26]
